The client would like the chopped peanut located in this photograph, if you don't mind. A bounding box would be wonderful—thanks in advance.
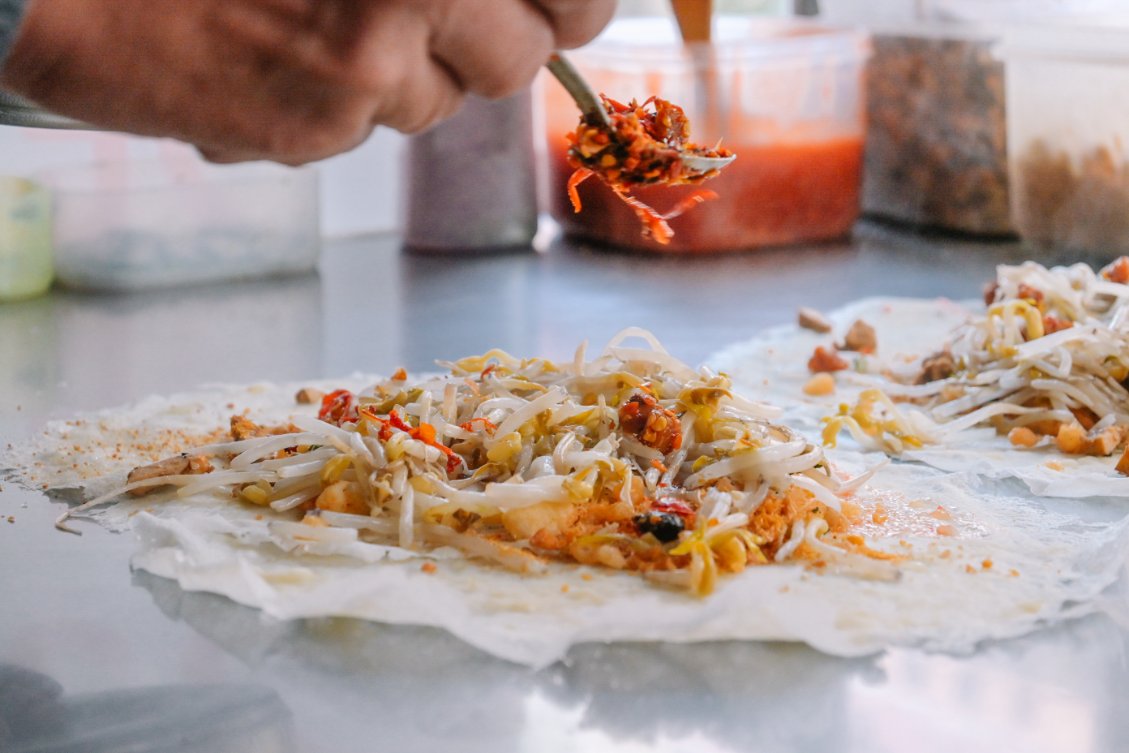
[230,415,261,440]
[1089,426,1123,457]
[1025,419,1063,437]
[1008,426,1039,448]
[797,306,833,333]
[917,350,956,384]
[1055,423,1087,455]
[841,319,877,354]
[595,544,627,570]
[1116,445,1129,476]
[501,501,577,541]
[295,387,325,405]
[1044,422,1125,457]
[230,415,298,441]
[315,480,369,515]
[803,372,836,397]
[530,527,569,551]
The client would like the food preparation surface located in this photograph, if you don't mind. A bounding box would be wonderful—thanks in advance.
[2,225,1126,753]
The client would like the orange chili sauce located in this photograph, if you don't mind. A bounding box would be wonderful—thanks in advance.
[548,135,864,253]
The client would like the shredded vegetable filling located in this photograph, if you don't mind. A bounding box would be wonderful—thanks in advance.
[66,330,880,596]
[565,95,731,244]
[825,258,1129,466]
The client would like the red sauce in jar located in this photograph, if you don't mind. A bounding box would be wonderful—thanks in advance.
[548,135,864,253]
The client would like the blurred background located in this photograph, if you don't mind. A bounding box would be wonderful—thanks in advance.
[0,1,792,240]
[2,0,1129,296]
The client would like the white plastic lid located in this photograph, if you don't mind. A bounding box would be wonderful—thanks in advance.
[581,16,871,67]
[996,23,1129,64]
[930,0,1129,23]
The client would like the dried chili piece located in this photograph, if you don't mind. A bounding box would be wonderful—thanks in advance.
[318,389,358,425]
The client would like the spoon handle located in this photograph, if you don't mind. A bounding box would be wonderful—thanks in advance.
[546,53,611,128]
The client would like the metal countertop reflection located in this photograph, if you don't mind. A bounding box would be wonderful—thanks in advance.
[1,224,1126,753]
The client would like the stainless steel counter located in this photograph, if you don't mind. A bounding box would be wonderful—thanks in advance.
[2,226,1127,753]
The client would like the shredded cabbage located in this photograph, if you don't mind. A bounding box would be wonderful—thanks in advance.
[65,329,884,596]
[828,259,1129,458]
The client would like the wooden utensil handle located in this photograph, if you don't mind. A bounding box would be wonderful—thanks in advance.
[670,0,713,44]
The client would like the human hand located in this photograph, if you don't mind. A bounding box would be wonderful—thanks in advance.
[1,0,615,164]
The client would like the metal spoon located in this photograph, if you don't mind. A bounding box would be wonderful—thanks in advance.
[545,53,736,176]
[0,90,86,129]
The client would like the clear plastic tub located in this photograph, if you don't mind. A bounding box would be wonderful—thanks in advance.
[0,176,53,301]
[1000,26,1129,255]
[824,2,1129,237]
[542,17,870,253]
[42,160,320,291]
[822,1,1013,235]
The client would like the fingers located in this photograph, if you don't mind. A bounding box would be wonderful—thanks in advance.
[195,118,374,166]
[200,2,463,158]
[530,0,617,49]
[342,4,467,134]
[427,1,554,99]
[3,0,614,165]
[426,0,614,100]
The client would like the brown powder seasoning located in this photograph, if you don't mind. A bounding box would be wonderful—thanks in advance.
[863,33,1014,236]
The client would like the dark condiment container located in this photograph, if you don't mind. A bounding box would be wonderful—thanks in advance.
[403,92,537,253]
[861,29,1015,237]
[1000,25,1129,257]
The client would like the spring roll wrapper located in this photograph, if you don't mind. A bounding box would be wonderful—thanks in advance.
[4,378,1128,668]
[711,297,1129,499]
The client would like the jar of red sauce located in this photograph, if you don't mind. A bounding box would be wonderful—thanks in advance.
[542,17,871,253]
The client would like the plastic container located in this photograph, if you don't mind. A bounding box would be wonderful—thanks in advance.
[822,0,1129,26]
[0,176,53,301]
[822,1,1011,234]
[824,1,1129,237]
[42,160,320,291]
[861,29,1013,236]
[542,16,870,253]
[999,26,1129,255]
[404,92,537,253]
